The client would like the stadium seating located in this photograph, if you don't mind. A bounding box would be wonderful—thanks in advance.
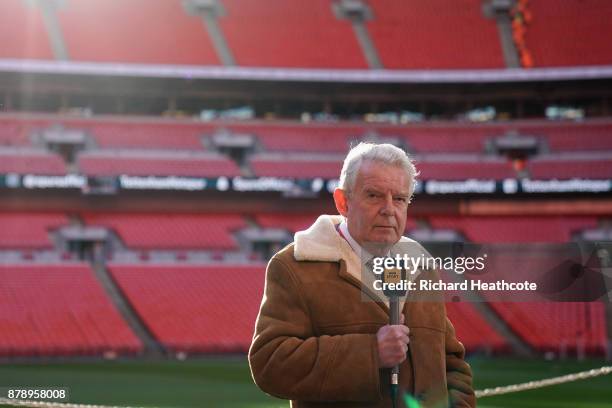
[250,154,343,178]
[446,302,509,353]
[415,158,515,180]
[108,264,265,353]
[228,122,359,153]
[0,264,142,357]
[525,0,612,67]
[77,152,241,177]
[82,213,246,250]
[0,150,66,175]
[89,122,208,150]
[528,158,612,179]
[520,121,612,152]
[0,120,32,146]
[0,212,67,249]
[255,214,322,233]
[367,0,504,69]
[489,302,608,354]
[428,216,598,243]
[219,0,367,68]
[56,0,219,65]
[0,0,53,60]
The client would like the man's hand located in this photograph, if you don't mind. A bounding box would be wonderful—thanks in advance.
[376,314,410,368]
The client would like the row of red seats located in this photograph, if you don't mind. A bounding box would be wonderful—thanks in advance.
[524,0,612,67]
[489,302,607,354]
[0,262,606,356]
[0,212,601,250]
[5,0,609,68]
[3,116,612,152]
[108,264,265,353]
[0,149,610,179]
[0,264,142,357]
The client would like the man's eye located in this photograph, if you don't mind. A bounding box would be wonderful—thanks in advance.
[394,197,407,202]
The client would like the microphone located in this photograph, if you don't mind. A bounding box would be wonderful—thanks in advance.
[381,265,407,408]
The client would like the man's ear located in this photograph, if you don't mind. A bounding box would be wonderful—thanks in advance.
[333,188,349,217]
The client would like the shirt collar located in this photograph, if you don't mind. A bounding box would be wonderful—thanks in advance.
[339,219,378,263]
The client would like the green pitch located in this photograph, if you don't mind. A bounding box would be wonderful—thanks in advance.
[0,357,610,408]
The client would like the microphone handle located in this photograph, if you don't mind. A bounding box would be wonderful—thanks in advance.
[389,296,400,407]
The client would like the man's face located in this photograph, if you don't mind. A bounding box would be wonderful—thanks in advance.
[335,161,410,246]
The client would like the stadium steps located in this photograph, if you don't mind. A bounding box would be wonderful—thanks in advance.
[89,261,164,356]
[488,2,520,68]
[444,272,533,356]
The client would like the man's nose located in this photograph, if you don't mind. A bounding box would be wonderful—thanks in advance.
[379,193,394,215]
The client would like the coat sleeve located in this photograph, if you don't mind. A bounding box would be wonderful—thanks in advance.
[444,317,476,407]
[248,257,382,402]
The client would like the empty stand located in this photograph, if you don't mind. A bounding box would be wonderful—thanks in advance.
[525,0,612,67]
[0,120,32,147]
[428,216,598,243]
[0,212,67,249]
[416,158,514,180]
[0,264,142,357]
[255,213,321,233]
[77,152,241,177]
[251,154,342,178]
[446,302,508,353]
[367,0,504,69]
[0,0,53,60]
[390,125,496,153]
[83,213,246,250]
[519,121,612,152]
[0,150,66,175]
[528,158,612,179]
[227,123,359,153]
[219,0,366,68]
[109,264,265,353]
[489,302,607,354]
[56,0,219,65]
[89,122,207,150]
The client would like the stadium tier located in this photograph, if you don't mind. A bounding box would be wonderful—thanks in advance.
[489,302,608,354]
[525,0,612,67]
[414,158,515,180]
[56,0,219,65]
[88,122,208,150]
[219,0,366,68]
[445,302,509,353]
[3,0,611,69]
[0,0,52,60]
[0,150,67,175]
[528,158,612,179]
[82,213,246,250]
[428,216,598,243]
[108,264,265,353]
[250,154,343,178]
[366,0,504,69]
[77,152,241,177]
[227,122,361,153]
[254,213,324,233]
[0,212,68,249]
[0,120,32,146]
[0,263,142,357]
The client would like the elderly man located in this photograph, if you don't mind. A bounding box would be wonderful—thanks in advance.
[249,143,475,407]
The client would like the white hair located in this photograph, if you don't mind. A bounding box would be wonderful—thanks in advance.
[339,142,418,200]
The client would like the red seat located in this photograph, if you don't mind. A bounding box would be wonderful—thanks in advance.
[109,264,266,353]
[0,264,142,357]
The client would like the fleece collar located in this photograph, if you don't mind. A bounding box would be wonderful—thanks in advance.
[294,214,419,287]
